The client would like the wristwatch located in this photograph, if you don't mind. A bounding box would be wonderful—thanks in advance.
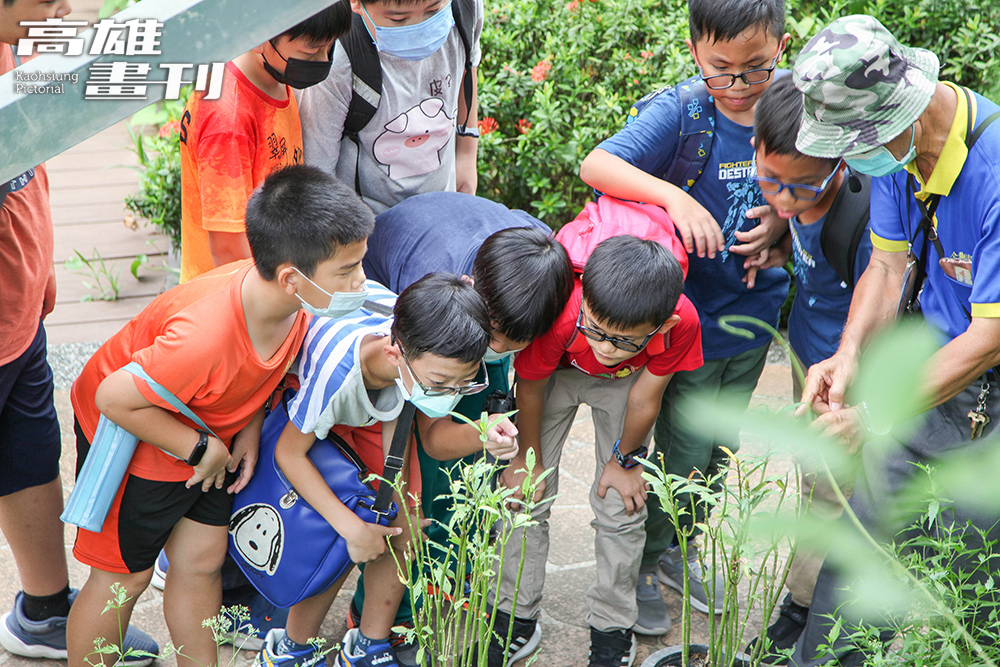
[186,430,210,466]
[612,440,648,470]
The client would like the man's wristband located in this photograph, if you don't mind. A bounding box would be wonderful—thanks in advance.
[186,429,210,466]
[612,440,648,469]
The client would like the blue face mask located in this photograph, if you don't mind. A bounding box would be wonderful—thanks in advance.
[395,364,462,418]
[361,1,454,61]
[294,268,369,319]
[845,124,917,177]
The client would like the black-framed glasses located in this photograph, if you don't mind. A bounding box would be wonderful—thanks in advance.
[754,157,842,202]
[399,348,489,396]
[575,310,659,354]
[700,51,781,90]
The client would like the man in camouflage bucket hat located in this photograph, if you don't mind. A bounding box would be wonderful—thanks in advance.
[785,14,1000,667]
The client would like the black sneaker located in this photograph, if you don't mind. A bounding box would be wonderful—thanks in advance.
[745,593,809,665]
[588,627,636,667]
[486,609,541,667]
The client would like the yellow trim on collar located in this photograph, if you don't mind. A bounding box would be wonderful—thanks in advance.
[972,303,1000,318]
[871,230,909,253]
[905,82,974,197]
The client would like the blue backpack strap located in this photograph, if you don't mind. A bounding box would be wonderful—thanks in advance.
[661,74,715,191]
[121,362,220,441]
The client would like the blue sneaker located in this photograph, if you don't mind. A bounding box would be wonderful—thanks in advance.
[255,628,327,667]
[0,589,159,665]
[335,629,401,667]
[149,551,169,591]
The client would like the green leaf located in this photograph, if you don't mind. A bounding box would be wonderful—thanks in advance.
[130,254,148,279]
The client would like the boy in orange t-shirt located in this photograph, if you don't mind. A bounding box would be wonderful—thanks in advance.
[178,4,350,283]
[66,166,375,667]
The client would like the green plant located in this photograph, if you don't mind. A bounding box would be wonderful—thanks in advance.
[64,248,145,301]
[87,583,175,667]
[673,319,1000,666]
[643,449,797,667]
[123,89,191,254]
[390,415,550,667]
[476,0,694,227]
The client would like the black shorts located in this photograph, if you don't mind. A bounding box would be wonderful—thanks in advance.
[0,321,61,496]
[73,418,236,574]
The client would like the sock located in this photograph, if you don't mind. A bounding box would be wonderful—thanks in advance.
[356,630,390,656]
[276,633,313,656]
[21,586,72,622]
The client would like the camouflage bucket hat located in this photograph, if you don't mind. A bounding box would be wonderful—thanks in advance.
[792,15,940,158]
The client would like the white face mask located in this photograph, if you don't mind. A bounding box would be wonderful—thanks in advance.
[483,347,516,363]
[294,268,369,319]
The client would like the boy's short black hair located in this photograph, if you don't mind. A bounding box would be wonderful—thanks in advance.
[582,235,683,330]
[688,0,784,44]
[392,273,491,364]
[280,1,352,44]
[245,164,374,280]
[472,227,574,344]
[755,77,839,166]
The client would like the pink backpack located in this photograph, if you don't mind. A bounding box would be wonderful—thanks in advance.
[555,196,688,277]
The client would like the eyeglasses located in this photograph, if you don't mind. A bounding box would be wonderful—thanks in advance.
[700,51,781,90]
[399,349,489,396]
[575,310,659,354]
[754,157,842,202]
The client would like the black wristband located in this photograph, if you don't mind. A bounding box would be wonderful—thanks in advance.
[186,429,210,467]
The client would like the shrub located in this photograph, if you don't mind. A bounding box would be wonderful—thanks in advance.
[477,0,1000,227]
[477,0,694,227]
[123,90,189,254]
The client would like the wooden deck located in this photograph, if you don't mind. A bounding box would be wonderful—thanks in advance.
[44,0,170,345]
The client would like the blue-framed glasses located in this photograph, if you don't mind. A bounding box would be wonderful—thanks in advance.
[754,158,843,202]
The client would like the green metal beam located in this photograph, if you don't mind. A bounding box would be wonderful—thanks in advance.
[0,0,336,182]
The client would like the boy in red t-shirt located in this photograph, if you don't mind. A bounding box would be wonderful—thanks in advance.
[179,3,350,282]
[489,235,703,666]
[66,166,375,667]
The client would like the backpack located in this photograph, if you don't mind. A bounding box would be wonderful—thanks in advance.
[555,196,689,356]
[624,70,790,193]
[337,0,477,193]
[818,172,871,290]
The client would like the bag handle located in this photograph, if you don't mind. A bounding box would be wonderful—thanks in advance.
[371,401,416,517]
[121,362,220,441]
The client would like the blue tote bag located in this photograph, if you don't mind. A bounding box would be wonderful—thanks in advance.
[62,362,218,532]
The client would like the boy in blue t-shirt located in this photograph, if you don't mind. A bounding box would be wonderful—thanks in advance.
[579,0,790,633]
[745,76,871,655]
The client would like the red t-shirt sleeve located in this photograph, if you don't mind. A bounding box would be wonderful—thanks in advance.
[644,295,704,376]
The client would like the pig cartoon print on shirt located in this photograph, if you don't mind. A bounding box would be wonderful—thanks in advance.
[373,97,453,180]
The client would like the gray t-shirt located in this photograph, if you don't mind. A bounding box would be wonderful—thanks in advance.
[297,1,484,214]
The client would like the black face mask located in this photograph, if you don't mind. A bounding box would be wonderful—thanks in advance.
[262,40,332,89]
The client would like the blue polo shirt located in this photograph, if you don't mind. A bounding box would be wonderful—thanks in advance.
[597,89,789,360]
[869,83,1000,343]
[364,191,549,294]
